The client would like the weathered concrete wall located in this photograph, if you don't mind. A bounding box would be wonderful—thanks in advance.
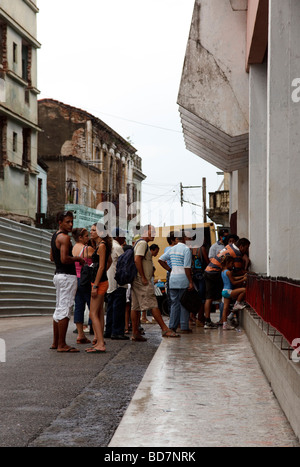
[0,0,40,225]
[242,309,300,442]
[178,0,249,172]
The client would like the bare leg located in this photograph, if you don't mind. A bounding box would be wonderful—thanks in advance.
[51,320,59,349]
[141,311,148,322]
[231,288,246,304]
[56,318,79,351]
[131,308,140,336]
[222,298,231,323]
[76,322,85,340]
[151,307,169,332]
[88,295,106,351]
[57,317,69,349]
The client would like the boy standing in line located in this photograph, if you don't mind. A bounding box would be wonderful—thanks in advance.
[50,211,85,352]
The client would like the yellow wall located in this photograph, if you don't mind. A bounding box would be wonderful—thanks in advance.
[150,223,216,281]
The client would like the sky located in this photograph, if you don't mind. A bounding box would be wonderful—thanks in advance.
[37,0,223,227]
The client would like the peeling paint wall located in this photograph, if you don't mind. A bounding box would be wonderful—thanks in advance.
[38,99,146,223]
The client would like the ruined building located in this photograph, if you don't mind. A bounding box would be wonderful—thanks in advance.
[38,99,146,229]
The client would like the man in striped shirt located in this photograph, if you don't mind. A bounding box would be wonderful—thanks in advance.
[203,238,250,328]
[159,230,193,333]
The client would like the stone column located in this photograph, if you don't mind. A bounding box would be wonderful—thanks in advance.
[249,61,268,275]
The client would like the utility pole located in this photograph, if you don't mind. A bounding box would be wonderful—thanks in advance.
[202,177,207,222]
[180,182,184,207]
[179,178,207,221]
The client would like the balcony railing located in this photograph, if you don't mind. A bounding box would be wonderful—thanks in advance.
[246,274,300,347]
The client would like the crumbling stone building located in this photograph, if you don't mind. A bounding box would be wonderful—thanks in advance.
[38,99,146,228]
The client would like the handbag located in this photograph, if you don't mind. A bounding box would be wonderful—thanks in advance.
[180,288,203,314]
[192,247,206,299]
[79,247,93,290]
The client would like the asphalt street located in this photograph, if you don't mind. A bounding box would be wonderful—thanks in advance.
[0,315,162,447]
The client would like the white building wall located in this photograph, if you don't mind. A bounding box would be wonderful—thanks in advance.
[237,167,248,238]
[249,62,268,275]
[37,164,48,214]
[267,0,300,279]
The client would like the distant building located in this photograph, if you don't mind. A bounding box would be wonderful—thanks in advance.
[0,0,41,225]
[208,173,230,228]
[38,99,146,229]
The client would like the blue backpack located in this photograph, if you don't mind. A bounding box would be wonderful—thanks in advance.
[115,240,148,286]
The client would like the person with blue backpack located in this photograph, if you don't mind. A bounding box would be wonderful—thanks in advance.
[129,224,180,341]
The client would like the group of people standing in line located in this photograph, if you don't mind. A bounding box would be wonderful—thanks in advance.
[158,228,250,333]
[49,210,250,353]
[49,212,180,353]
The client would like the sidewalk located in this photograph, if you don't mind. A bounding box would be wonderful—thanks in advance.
[109,322,299,447]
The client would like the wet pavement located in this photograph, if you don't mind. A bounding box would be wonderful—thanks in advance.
[0,314,299,447]
[110,321,299,447]
[0,316,161,447]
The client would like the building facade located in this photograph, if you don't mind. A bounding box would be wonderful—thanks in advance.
[208,173,230,228]
[0,0,41,225]
[178,0,300,281]
[178,0,300,440]
[38,99,146,229]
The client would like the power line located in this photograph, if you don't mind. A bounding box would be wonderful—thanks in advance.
[83,108,182,134]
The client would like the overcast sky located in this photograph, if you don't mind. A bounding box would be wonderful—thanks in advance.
[37,0,222,227]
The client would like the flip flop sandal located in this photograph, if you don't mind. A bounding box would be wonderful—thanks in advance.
[57,347,80,352]
[76,337,91,344]
[85,348,106,353]
[162,329,180,338]
[131,334,147,342]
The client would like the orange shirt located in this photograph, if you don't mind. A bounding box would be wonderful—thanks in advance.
[205,244,243,273]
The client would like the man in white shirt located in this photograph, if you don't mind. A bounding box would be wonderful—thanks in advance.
[105,228,129,340]
[159,230,193,333]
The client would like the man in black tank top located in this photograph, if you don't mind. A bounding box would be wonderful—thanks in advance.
[50,211,85,353]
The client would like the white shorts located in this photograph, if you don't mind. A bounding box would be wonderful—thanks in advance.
[53,274,78,322]
[222,289,233,299]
